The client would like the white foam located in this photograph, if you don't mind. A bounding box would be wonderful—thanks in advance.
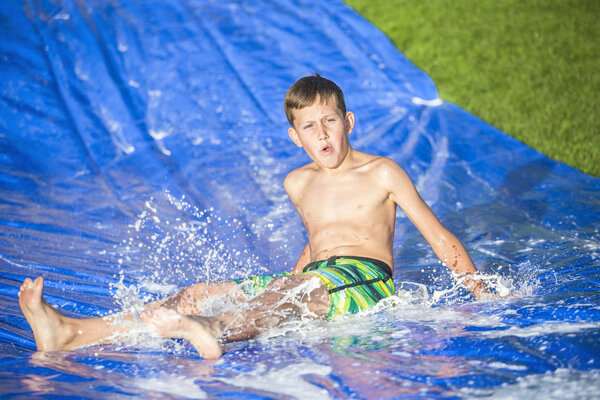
[219,361,332,399]
[472,245,516,263]
[385,300,505,328]
[53,12,70,20]
[483,321,599,339]
[487,361,528,371]
[132,376,207,399]
[411,97,443,107]
[582,239,600,251]
[97,105,135,154]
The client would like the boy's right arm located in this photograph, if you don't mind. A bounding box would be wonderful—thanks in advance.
[283,169,311,275]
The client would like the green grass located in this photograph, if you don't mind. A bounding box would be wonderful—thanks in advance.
[346,0,600,177]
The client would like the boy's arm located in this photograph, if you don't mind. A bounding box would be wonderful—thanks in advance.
[382,159,492,299]
[291,243,311,274]
[283,169,311,275]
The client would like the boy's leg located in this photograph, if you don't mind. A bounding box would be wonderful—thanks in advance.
[18,277,121,351]
[150,280,246,315]
[142,274,330,359]
[18,276,246,351]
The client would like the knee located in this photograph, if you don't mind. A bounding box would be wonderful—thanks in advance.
[305,279,329,317]
[279,275,329,317]
[265,275,295,290]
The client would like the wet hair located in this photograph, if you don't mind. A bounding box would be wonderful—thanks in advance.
[284,73,346,126]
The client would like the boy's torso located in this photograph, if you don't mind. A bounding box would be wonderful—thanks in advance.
[288,151,398,270]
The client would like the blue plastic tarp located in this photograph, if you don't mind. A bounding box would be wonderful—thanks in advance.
[1,0,599,398]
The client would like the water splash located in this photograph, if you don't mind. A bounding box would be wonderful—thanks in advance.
[104,192,276,350]
[112,192,267,298]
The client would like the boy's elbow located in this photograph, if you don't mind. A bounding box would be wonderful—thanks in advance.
[433,229,452,247]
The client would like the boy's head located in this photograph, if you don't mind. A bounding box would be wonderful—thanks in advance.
[284,74,346,127]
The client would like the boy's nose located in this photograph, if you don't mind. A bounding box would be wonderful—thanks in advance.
[317,124,328,140]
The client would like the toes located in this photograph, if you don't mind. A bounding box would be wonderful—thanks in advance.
[140,309,153,323]
[160,308,180,322]
[141,309,165,324]
[33,277,44,288]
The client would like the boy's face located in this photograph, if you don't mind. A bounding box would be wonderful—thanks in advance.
[288,95,354,170]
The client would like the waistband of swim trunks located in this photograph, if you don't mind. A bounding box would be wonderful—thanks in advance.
[302,255,393,280]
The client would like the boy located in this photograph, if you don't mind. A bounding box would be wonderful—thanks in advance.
[18,74,491,359]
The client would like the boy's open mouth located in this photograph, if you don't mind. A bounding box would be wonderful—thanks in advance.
[321,144,332,153]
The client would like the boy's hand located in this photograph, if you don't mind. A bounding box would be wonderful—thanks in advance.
[465,276,520,300]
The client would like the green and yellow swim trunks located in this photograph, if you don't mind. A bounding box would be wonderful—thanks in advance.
[234,256,395,318]
[302,256,395,318]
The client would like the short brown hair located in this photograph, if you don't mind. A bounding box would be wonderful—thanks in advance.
[284,74,346,126]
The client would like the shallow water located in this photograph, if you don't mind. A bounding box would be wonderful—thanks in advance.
[2,197,600,399]
[3,294,599,399]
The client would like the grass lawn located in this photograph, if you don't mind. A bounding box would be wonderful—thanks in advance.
[346,0,599,177]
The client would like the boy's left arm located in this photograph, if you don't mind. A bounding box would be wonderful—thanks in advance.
[382,159,492,299]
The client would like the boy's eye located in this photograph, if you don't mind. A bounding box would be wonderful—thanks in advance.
[303,124,313,130]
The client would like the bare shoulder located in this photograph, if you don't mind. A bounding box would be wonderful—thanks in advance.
[284,163,316,197]
[359,153,409,180]
[360,155,418,203]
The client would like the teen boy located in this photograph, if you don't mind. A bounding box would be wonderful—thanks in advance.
[18,74,491,359]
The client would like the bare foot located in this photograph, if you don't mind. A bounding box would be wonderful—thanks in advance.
[141,308,222,359]
[18,277,75,351]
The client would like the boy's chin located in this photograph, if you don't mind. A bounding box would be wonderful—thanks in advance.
[314,158,343,170]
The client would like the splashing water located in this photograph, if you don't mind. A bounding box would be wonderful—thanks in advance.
[110,192,268,302]
[86,192,280,350]
[101,191,531,353]
[4,184,598,399]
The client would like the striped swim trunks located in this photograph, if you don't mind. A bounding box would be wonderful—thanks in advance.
[234,256,395,318]
[302,256,395,318]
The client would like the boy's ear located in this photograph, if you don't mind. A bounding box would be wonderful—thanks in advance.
[288,127,303,147]
[345,111,355,135]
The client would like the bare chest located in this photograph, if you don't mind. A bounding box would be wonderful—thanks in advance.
[298,175,391,227]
